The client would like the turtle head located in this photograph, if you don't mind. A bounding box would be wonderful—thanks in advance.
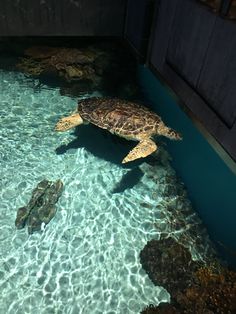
[166,128,182,141]
[156,122,182,140]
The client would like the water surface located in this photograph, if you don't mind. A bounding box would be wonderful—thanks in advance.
[0,70,212,313]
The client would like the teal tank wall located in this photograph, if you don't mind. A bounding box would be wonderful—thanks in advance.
[139,66,236,266]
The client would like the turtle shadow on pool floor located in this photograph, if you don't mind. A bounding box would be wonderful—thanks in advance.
[111,167,144,194]
[55,124,150,192]
[55,124,147,168]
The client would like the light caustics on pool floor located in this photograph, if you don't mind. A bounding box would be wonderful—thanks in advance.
[0,70,213,314]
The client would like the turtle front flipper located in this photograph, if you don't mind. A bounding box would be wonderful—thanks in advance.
[122,139,157,163]
[55,113,83,132]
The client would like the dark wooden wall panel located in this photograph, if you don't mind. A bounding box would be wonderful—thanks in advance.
[125,0,155,60]
[166,0,216,87]
[149,0,236,162]
[150,0,179,71]
[0,0,126,36]
[197,18,236,128]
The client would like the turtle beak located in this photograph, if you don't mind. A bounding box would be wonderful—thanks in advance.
[175,132,182,141]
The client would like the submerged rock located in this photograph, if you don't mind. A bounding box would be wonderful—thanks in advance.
[141,303,179,314]
[25,46,96,64]
[140,237,236,313]
[14,42,139,99]
[140,237,201,296]
[15,179,63,234]
[15,206,30,229]
[17,45,107,84]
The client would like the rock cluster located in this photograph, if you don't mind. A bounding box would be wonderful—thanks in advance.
[140,238,200,294]
[16,43,138,99]
[18,45,100,83]
[15,179,63,234]
[140,237,236,313]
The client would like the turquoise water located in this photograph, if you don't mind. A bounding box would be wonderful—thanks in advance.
[0,70,214,313]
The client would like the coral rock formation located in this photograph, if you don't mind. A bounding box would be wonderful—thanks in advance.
[17,45,105,83]
[15,42,139,99]
[140,237,201,296]
[140,237,236,313]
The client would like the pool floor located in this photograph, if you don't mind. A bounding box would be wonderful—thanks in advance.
[0,70,213,313]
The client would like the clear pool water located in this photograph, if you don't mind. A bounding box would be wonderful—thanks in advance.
[0,70,214,314]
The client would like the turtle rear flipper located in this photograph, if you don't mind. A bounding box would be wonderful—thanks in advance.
[55,113,83,132]
[122,139,157,163]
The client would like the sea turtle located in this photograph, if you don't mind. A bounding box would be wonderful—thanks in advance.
[55,97,182,163]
